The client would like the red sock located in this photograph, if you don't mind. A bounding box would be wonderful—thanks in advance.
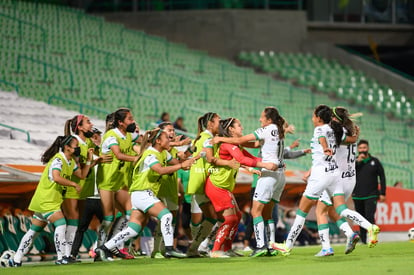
[223,212,241,251]
[212,214,238,252]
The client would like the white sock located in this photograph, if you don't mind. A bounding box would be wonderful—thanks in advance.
[339,208,371,230]
[337,219,354,238]
[65,224,78,257]
[14,229,39,263]
[159,212,174,247]
[253,217,265,248]
[286,214,306,249]
[97,219,113,247]
[267,220,275,243]
[105,227,138,250]
[318,224,331,250]
[54,224,67,260]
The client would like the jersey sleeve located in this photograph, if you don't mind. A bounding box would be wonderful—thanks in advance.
[253,127,265,140]
[144,154,160,168]
[101,136,118,154]
[73,162,79,172]
[166,151,173,162]
[203,138,213,149]
[48,157,63,181]
[221,143,258,167]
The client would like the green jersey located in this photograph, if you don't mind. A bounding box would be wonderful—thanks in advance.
[158,147,179,204]
[187,130,218,194]
[130,146,172,195]
[29,152,77,213]
[97,128,135,192]
[178,169,191,203]
[65,135,96,199]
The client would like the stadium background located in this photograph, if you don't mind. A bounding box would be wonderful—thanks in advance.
[1,0,414,256]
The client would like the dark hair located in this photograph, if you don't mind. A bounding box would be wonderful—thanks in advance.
[105,113,115,132]
[64,115,85,135]
[263,107,285,139]
[158,121,173,130]
[314,105,343,146]
[219,117,237,137]
[160,112,169,121]
[41,135,74,164]
[137,128,164,161]
[332,107,355,136]
[194,112,218,143]
[314,104,332,124]
[358,139,369,146]
[113,108,131,128]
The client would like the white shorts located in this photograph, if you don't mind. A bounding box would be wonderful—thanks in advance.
[253,170,286,204]
[320,175,356,205]
[304,166,338,200]
[160,196,179,211]
[131,190,160,213]
[190,194,209,214]
[33,210,61,222]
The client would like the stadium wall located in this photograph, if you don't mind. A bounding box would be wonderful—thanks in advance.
[99,10,307,58]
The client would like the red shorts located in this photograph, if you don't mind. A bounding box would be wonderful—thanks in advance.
[205,177,237,212]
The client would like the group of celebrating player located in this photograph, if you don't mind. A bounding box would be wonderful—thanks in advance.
[5,103,381,267]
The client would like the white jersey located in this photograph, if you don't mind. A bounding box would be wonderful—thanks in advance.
[310,124,338,171]
[336,128,356,179]
[253,124,284,167]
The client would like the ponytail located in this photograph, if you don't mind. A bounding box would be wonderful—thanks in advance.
[263,107,285,139]
[64,115,84,135]
[105,112,115,133]
[41,135,74,164]
[330,120,344,146]
[136,128,163,162]
[194,112,217,143]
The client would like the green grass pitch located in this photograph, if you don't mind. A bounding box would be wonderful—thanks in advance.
[2,242,413,275]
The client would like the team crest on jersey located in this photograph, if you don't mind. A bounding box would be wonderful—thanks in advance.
[271,129,277,137]
[371,160,375,166]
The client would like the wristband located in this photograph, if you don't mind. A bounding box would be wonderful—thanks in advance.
[86,161,92,165]
[248,167,254,172]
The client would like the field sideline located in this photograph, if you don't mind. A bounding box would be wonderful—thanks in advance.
[2,242,412,275]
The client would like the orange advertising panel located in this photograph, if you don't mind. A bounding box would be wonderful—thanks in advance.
[375,186,414,231]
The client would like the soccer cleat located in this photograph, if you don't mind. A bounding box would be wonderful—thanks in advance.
[249,246,268,257]
[55,258,69,265]
[95,246,114,262]
[345,233,360,254]
[7,258,22,267]
[129,248,147,258]
[368,225,380,248]
[270,242,291,256]
[211,251,230,258]
[151,251,165,259]
[65,256,81,264]
[267,248,279,256]
[314,248,334,257]
[198,246,210,257]
[164,248,187,259]
[242,246,253,253]
[119,248,135,259]
[224,249,243,257]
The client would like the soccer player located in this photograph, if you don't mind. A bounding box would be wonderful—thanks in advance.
[8,135,94,267]
[271,105,380,256]
[315,107,379,256]
[62,115,100,262]
[186,112,240,257]
[96,108,139,256]
[212,107,286,257]
[95,128,195,260]
[152,121,192,258]
[206,117,276,258]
